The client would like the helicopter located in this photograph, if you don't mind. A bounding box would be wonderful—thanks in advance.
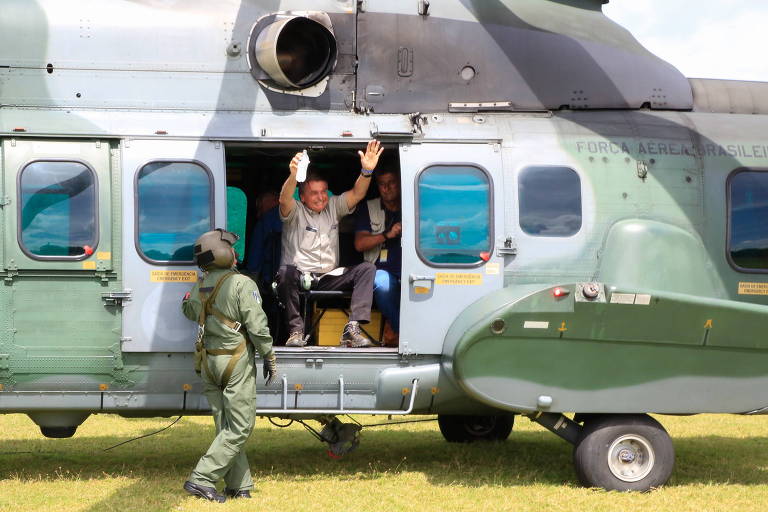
[0,0,767,491]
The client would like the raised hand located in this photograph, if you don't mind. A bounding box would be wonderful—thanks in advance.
[358,139,384,172]
[289,152,302,177]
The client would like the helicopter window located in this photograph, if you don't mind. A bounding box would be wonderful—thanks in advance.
[518,166,582,237]
[416,165,491,266]
[18,160,97,259]
[728,169,768,272]
[136,161,213,263]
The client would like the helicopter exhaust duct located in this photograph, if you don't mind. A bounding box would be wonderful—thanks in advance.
[249,13,338,90]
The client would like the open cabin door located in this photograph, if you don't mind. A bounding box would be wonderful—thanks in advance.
[121,140,226,352]
[399,142,505,355]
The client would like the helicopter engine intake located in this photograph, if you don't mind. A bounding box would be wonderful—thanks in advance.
[251,14,337,89]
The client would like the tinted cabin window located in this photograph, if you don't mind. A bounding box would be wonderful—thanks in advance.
[19,161,97,258]
[729,170,768,271]
[417,165,491,266]
[519,166,582,236]
[137,162,212,263]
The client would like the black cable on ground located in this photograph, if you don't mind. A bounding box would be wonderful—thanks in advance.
[103,415,183,452]
[267,417,294,428]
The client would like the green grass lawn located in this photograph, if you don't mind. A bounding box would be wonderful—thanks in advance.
[1,412,767,512]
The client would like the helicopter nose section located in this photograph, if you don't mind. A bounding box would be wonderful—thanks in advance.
[252,15,337,89]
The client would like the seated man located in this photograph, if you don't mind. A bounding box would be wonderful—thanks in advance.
[354,169,402,347]
[277,140,384,348]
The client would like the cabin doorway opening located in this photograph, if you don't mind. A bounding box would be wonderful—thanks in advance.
[224,143,402,351]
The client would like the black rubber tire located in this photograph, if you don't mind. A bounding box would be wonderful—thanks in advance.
[573,414,675,492]
[40,425,78,438]
[438,414,514,443]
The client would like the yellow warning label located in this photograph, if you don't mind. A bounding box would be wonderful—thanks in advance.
[435,273,483,286]
[96,251,111,260]
[704,319,713,329]
[485,263,500,275]
[150,270,198,283]
[82,261,97,270]
[738,282,768,296]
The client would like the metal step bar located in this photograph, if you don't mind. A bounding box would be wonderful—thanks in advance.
[255,376,420,415]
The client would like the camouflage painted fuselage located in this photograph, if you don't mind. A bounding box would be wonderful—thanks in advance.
[0,0,767,433]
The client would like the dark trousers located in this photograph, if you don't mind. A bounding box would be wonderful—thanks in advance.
[277,263,375,334]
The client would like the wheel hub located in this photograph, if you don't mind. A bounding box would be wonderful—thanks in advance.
[464,417,496,436]
[607,434,655,482]
[618,448,636,463]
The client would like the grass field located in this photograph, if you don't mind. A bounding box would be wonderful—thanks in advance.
[1,412,767,512]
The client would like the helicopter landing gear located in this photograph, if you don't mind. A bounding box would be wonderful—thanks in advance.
[319,417,362,458]
[437,414,514,443]
[573,414,675,492]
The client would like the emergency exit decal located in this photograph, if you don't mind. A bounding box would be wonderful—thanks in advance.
[150,270,198,283]
[436,273,483,286]
[738,282,768,296]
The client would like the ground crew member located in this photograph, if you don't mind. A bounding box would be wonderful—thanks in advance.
[181,229,277,503]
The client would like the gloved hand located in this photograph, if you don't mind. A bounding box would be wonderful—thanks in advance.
[263,352,277,386]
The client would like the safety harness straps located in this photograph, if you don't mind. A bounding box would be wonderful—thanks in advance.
[203,341,247,390]
[197,272,247,389]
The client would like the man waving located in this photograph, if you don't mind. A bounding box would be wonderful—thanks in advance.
[277,140,384,348]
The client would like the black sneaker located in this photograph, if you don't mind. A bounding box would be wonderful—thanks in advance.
[183,481,226,503]
[286,331,306,347]
[340,322,373,348]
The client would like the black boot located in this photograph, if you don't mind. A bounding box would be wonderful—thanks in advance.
[225,488,252,499]
[183,481,226,503]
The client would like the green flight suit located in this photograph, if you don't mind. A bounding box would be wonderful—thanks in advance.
[181,268,274,492]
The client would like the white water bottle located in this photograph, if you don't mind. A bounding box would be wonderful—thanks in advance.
[296,150,309,182]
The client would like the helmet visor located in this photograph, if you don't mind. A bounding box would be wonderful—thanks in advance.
[216,228,240,246]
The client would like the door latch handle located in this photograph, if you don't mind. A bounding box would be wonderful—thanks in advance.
[102,289,133,306]
[497,236,517,255]
[409,274,436,284]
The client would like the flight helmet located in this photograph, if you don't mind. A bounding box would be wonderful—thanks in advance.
[193,229,240,270]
